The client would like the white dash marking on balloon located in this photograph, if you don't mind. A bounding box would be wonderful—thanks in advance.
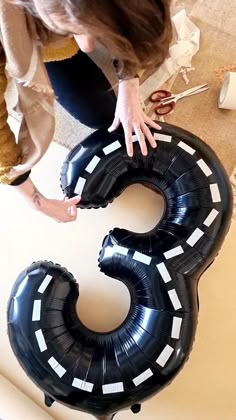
[32,300,41,321]
[156,345,174,367]
[38,275,52,294]
[133,369,153,386]
[156,262,172,283]
[154,133,172,142]
[102,382,124,394]
[72,378,94,393]
[168,289,182,310]
[75,177,86,195]
[103,140,122,155]
[171,317,183,339]
[48,357,66,378]
[85,156,101,174]
[133,252,152,265]
[113,245,129,256]
[186,228,204,247]
[164,246,184,260]
[210,184,221,203]
[35,329,47,352]
[48,357,58,370]
[197,159,212,177]
[203,209,219,227]
[177,141,195,155]
[132,135,139,143]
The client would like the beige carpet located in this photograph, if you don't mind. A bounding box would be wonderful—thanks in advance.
[169,0,236,217]
[165,0,236,178]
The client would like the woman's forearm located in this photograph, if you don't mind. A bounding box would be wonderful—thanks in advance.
[12,177,81,223]
[13,177,47,211]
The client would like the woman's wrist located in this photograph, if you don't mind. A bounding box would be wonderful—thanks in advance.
[31,186,47,211]
[118,76,140,94]
[13,177,47,211]
[118,74,139,83]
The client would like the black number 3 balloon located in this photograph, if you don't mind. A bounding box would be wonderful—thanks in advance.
[7,123,232,420]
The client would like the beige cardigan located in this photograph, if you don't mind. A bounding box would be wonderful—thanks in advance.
[0,0,78,184]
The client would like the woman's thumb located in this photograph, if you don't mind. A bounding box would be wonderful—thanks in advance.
[108,116,120,132]
[68,195,81,205]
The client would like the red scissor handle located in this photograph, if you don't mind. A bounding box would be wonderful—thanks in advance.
[154,101,175,116]
[149,89,172,102]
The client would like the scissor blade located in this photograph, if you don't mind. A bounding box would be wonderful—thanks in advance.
[160,83,209,105]
[178,84,209,98]
[185,85,209,97]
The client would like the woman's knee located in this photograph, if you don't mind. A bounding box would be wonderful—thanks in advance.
[68,91,116,129]
[76,112,114,130]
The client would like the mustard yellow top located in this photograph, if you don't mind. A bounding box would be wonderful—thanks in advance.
[0,38,79,184]
[42,38,79,63]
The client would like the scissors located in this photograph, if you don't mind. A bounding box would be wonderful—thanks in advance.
[149,83,209,116]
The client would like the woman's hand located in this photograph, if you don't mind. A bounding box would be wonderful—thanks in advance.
[14,177,81,223]
[40,195,81,223]
[108,77,161,157]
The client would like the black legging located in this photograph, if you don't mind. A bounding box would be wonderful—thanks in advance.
[45,50,117,129]
[11,51,117,186]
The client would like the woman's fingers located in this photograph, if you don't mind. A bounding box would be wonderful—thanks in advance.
[123,121,160,157]
[64,195,81,220]
[134,125,148,156]
[67,195,81,205]
[108,116,120,132]
[141,122,157,149]
[144,116,162,131]
[123,124,134,157]
[69,204,77,217]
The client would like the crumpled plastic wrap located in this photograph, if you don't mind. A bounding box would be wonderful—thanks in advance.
[140,9,200,103]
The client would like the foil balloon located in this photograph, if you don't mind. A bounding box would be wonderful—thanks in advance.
[8,123,233,420]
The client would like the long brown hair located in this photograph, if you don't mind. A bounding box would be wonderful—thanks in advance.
[10,0,173,77]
